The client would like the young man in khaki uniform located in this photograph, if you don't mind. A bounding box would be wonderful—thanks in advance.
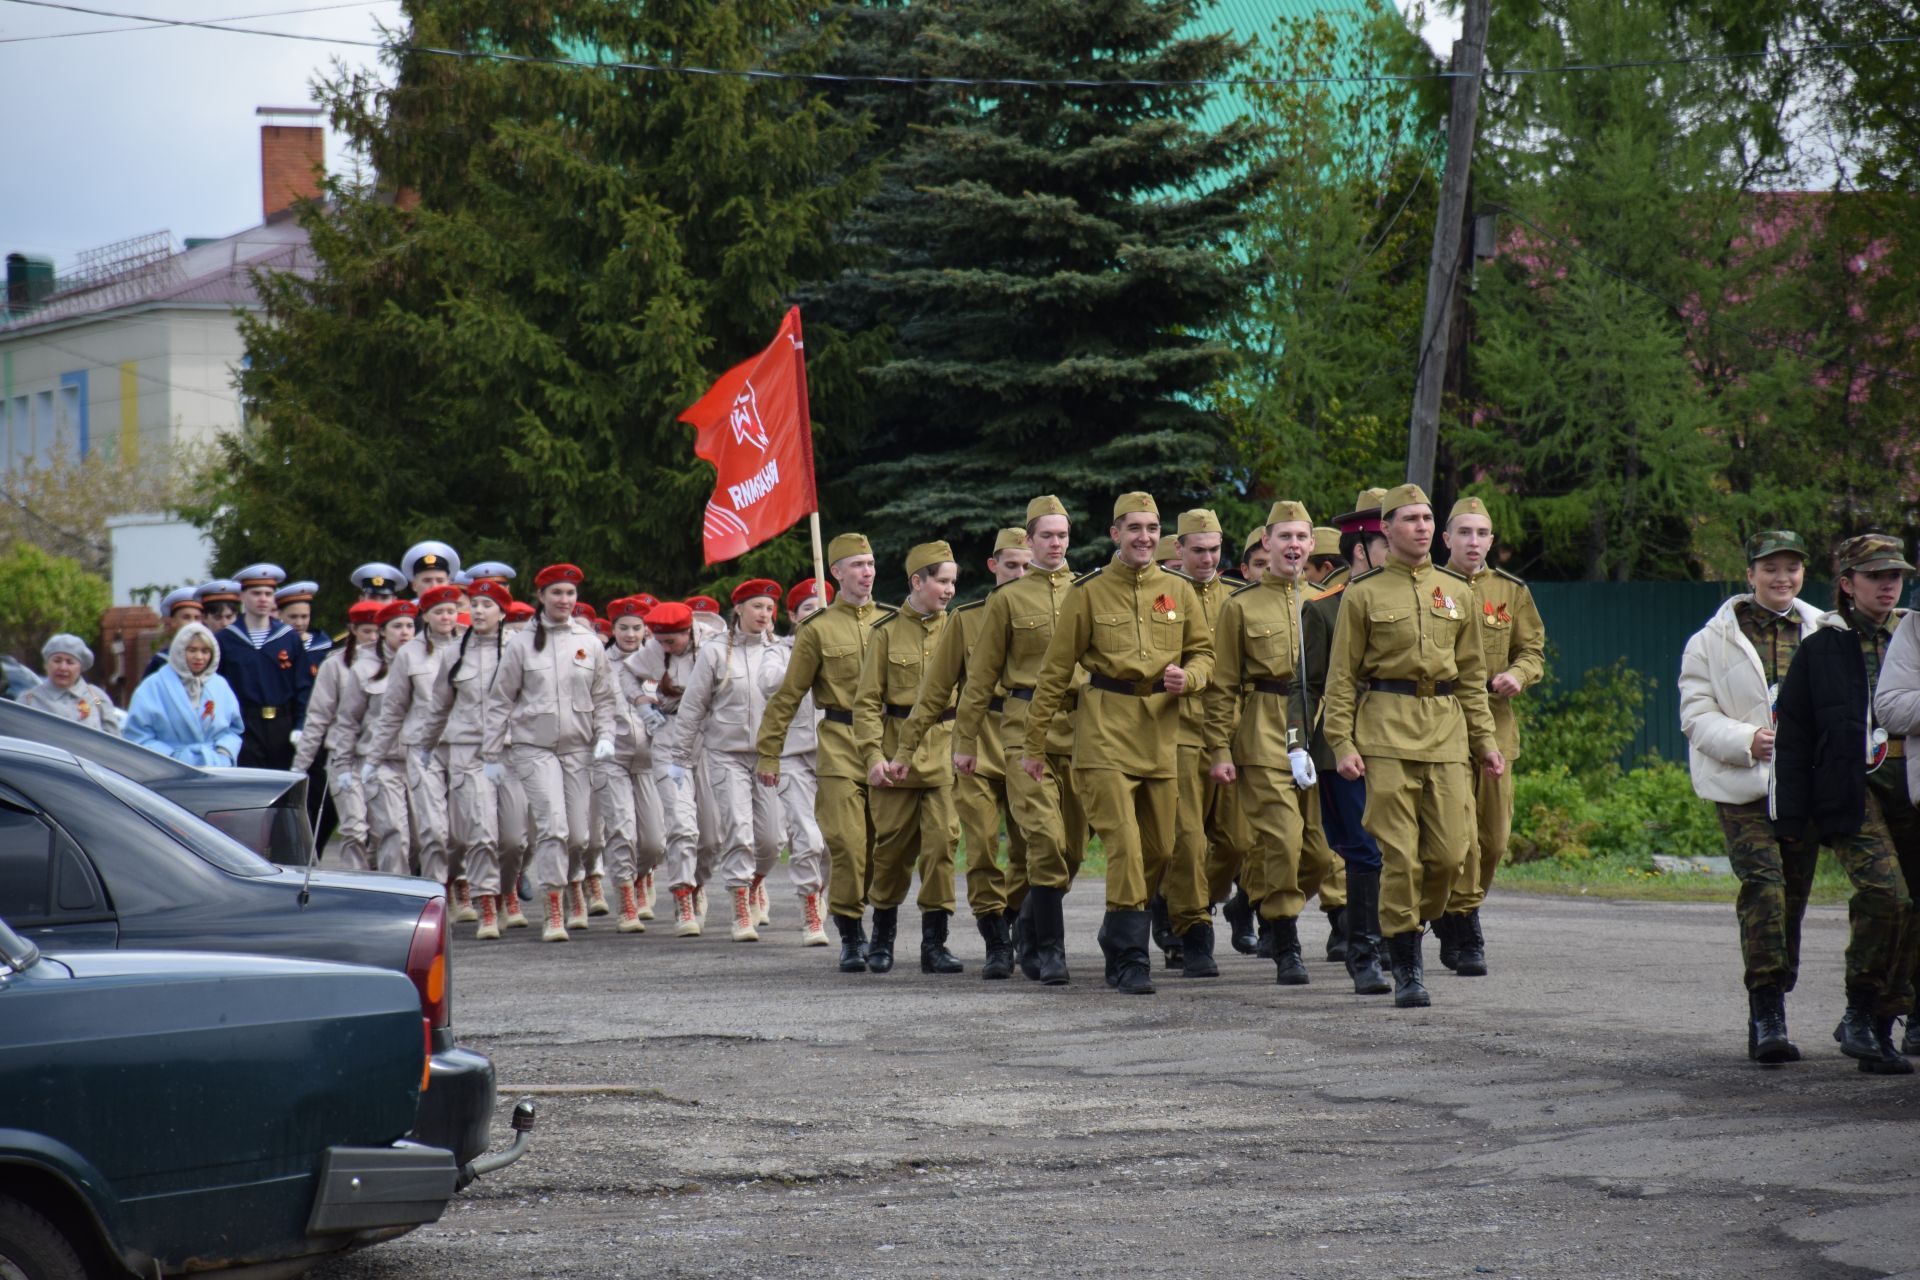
[757,533,892,972]
[952,495,1089,983]
[1321,484,1505,1008]
[1437,496,1546,975]
[860,542,963,975]
[1296,522,1352,964]
[891,528,1033,979]
[1218,525,1272,951]
[1022,492,1215,994]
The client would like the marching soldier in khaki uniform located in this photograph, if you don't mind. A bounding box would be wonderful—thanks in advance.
[892,528,1033,979]
[757,533,892,972]
[1322,484,1504,1008]
[1023,492,1215,994]
[1437,496,1546,975]
[1293,522,1352,964]
[861,542,964,974]
[1157,509,1245,978]
[1206,501,1319,984]
[953,496,1089,983]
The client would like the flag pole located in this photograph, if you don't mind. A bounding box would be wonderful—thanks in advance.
[810,511,828,611]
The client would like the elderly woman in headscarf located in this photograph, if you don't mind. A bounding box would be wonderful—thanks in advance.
[123,621,243,766]
[21,634,123,734]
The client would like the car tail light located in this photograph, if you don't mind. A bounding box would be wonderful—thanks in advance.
[406,897,450,1031]
[422,1018,433,1093]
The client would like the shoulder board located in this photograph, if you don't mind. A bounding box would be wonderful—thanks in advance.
[1163,567,1196,583]
[1349,566,1385,584]
[330,630,349,645]
[871,612,895,630]
[1218,572,1247,589]
[1073,567,1103,586]
[952,599,984,614]
[795,609,827,629]
[874,601,899,615]
[1313,582,1349,601]
[1493,566,1527,586]
[1435,565,1472,583]
[1228,580,1260,597]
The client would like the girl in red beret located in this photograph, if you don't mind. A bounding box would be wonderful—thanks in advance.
[588,598,669,931]
[368,584,464,906]
[330,600,417,874]
[293,600,383,870]
[624,600,718,935]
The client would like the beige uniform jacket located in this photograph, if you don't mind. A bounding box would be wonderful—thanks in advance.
[1449,563,1547,759]
[674,629,788,765]
[337,648,396,764]
[368,633,453,759]
[627,636,704,764]
[897,598,1003,781]
[418,631,508,750]
[1203,575,1312,768]
[1022,557,1214,779]
[855,603,951,788]
[755,598,892,779]
[954,564,1080,759]
[291,649,349,774]
[482,618,617,759]
[1321,558,1497,765]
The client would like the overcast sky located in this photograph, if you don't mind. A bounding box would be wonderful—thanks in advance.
[0,0,1457,271]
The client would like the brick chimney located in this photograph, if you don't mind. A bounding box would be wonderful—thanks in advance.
[256,106,324,221]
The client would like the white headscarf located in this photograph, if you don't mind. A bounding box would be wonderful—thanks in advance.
[167,621,220,705]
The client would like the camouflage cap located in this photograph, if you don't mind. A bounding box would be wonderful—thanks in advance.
[1264,500,1312,528]
[1025,494,1069,523]
[1834,533,1915,575]
[1311,526,1342,558]
[1744,530,1809,563]
[1154,534,1181,562]
[992,527,1028,555]
[905,540,956,576]
[1176,509,1223,536]
[1113,491,1159,519]
[826,532,872,564]
[1380,483,1431,518]
[1448,495,1491,523]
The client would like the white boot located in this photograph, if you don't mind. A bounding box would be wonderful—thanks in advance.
[503,886,529,928]
[800,892,830,946]
[453,878,479,923]
[637,870,657,920]
[694,886,709,928]
[730,886,760,942]
[617,879,645,933]
[541,888,570,943]
[751,875,771,927]
[475,893,501,941]
[566,881,590,930]
[672,886,702,937]
[586,872,611,916]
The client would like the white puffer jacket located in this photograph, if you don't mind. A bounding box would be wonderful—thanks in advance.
[1678,593,1823,804]
[1870,611,1920,804]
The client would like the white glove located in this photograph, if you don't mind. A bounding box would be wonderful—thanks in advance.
[1288,749,1318,790]
[592,738,616,763]
[289,729,303,747]
[360,761,377,784]
[638,705,667,734]
[335,768,357,792]
[413,747,433,769]
[483,762,505,784]
[664,763,689,786]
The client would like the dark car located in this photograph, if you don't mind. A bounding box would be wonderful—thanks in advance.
[0,736,502,1172]
[0,697,313,865]
[0,916,458,1278]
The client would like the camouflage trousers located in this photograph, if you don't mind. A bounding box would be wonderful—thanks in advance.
[1717,800,1817,992]
[1826,786,1920,1017]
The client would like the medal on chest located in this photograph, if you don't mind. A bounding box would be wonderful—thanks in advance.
[1153,594,1177,622]
[1432,586,1458,620]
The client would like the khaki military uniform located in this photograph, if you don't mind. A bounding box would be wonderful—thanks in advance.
[1204,575,1313,921]
[1446,565,1546,912]
[1321,559,1497,935]
[898,596,1025,917]
[1023,559,1214,910]
[1164,570,1251,932]
[954,565,1089,893]
[1297,567,1349,911]
[757,596,892,920]
[856,604,959,913]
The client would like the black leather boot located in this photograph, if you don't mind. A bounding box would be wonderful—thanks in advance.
[1834,988,1881,1063]
[1343,867,1392,995]
[1452,910,1487,977]
[1223,885,1258,955]
[1109,909,1156,995]
[1011,896,1039,981]
[1027,885,1071,986]
[1859,1014,1916,1074]
[1387,931,1430,1008]
[833,913,868,973]
[1323,906,1348,963]
[1434,913,1461,972]
[1149,894,1182,968]
[1097,913,1120,988]
[1747,984,1796,1064]
[1255,908,1275,960]
[1272,915,1309,985]
[1905,1004,1920,1057]
[1180,922,1220,978]
[920,910,964,974]
[866,906,899,974]
[978,912,1013,980]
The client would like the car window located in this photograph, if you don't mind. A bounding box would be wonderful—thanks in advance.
[81,760,276,878]
[0,804,52,919]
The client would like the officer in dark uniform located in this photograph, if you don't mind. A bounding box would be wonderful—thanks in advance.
[217,563,315,769]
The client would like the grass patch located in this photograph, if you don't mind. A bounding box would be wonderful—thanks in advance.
[1498,849,1854,905]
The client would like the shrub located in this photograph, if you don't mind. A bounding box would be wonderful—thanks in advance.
[1508,765,1599,864]
[0,542,110,662]
[1515,656,1650,789]
[1510,758,1722,866]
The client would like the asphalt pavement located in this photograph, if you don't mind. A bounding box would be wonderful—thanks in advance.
[317,888,1920,1280]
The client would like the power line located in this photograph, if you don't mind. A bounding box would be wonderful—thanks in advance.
[3,0,1916,91]
[0,0,389,44]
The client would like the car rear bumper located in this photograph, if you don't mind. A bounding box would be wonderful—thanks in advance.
[415,1044,494,1168]
[306,1140,458,1236]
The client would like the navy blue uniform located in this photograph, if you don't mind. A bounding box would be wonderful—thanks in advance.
[217,621,314,769]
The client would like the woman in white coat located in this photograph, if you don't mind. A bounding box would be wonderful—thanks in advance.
[483,564,618,942]
[1677,530,1822,1063]
[123,622,243,766]
[22,634,122,733]
[292,601,382,867]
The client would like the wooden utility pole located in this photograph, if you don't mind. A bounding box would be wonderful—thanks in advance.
[1405,0,1491,492]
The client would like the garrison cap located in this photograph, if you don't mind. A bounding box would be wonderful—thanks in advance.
[1025,495,1069,523]
[1242,527,1266,556]
[401,541,461,581]
[1112,492,1159,519]
[1834,533,1916,575]
[1745,530,1809,563]
[196,579,242,605]
[1176,509,1223,536]
[160,587,201,617]
[350,562,406,595]
[234,563,286,589]
[274,580,318,606]
[1332,488,1389,534]
[992,528,1028,555]
[1154,534,1180,562]
[1311,527,1342,558]
[1448,496,1491,524]
[41,633,94,671]
[827,532,872,564]
[1380,483,1431,518]
[906,541,955,576]
[1265,500,1312,528]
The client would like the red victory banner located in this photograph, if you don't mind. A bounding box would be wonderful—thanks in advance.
[679,306,819,566]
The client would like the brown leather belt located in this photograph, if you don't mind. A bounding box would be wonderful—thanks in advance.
[1251,678,1293,696]
[1088,672,1167,696]
[821,707,854,725]
[1368,678,1455,697]
[988,695,1006,713]
[885,703,955,722]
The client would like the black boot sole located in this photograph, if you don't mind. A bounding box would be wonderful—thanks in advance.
[1352,974,1393,995]
[922,956,965,974]
[1752,1037,1796,1065]
[1454,953,1488,977]
[1393,986,1431,1008]
[867,954,894,974]
[1274,964,1310,986]
[1181,960,1220,978]
[1834,1019,1882,1062]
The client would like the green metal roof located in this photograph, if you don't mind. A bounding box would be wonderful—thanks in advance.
[1182,0,1391,136]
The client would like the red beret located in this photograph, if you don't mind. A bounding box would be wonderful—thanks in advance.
[572,602,599,622]
[534,563,583,590]
[505,601,536,621]
[647,602,694,633]
[346,600,384,625]
[467,580,512,610]
[418,584,464,612]
[787,578,833,612]
[607,597,649,622]
[594,618,612,639]
[731,578,783,605]
[376,599,418,627]
[685,595,720,615]
[631,592,661,612]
